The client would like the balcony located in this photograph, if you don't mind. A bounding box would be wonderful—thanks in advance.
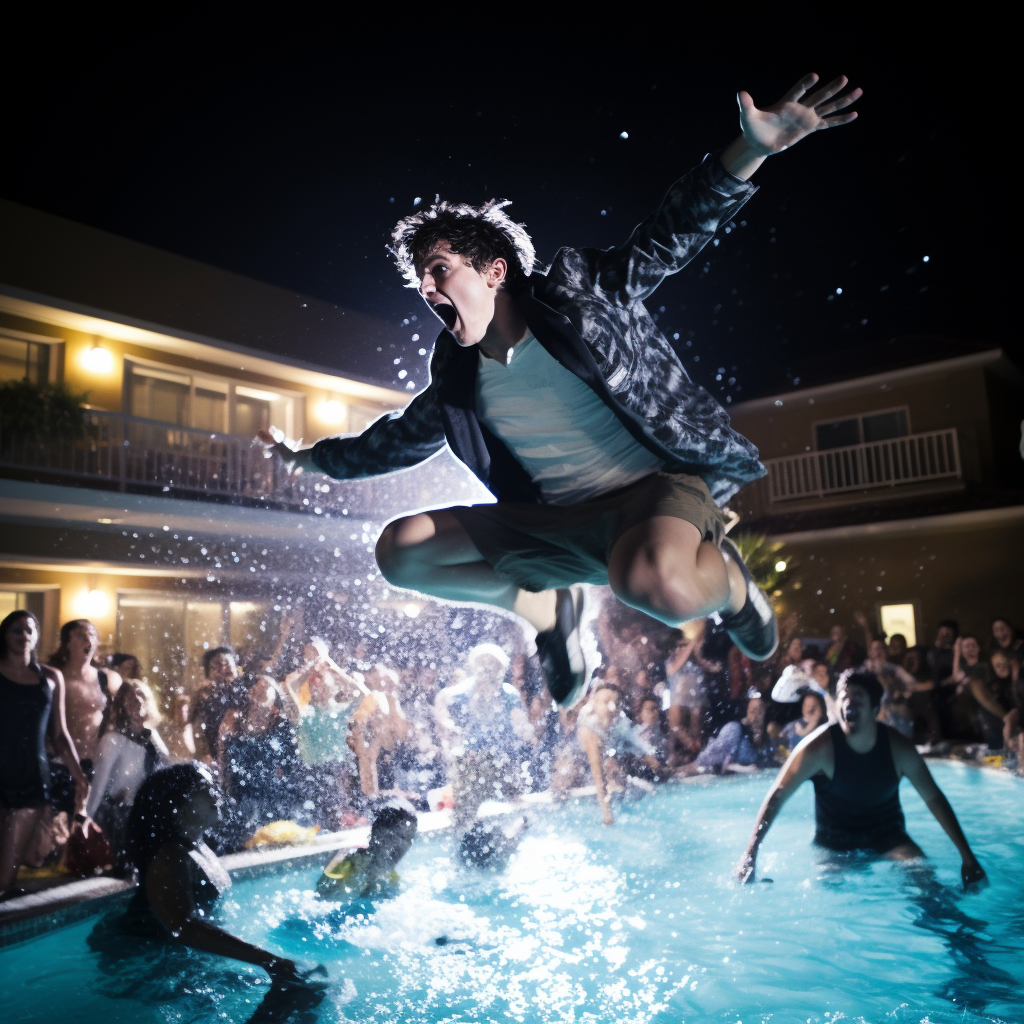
[765,428,961,504]
[0,409,488,521]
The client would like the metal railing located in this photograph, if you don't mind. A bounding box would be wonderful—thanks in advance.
[765,428,961,504]
[0,409,487,518]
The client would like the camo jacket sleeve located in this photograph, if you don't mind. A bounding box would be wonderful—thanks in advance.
[309,380,447,480]
[587,153,757,305]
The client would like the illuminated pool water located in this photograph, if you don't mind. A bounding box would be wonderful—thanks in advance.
[5,761,1023,1023]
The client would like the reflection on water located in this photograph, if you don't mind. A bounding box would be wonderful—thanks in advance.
[5,764,1021,1024]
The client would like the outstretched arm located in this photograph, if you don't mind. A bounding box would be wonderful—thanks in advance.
[890,733,986,889]
[257,376,447,482]
[721,73,862,180]
[588,73,860,305]
[579,726,614,826]
[735,729,829,882]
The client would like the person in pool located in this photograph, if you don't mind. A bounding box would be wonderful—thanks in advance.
[316,801,418,905]
[123,762,324,989]
[736,670,986,888]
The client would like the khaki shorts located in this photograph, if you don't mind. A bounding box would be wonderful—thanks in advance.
[450,471,725,593]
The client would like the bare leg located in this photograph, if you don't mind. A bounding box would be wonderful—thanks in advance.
[607,516,745,626]
[885,840,927,861]
[0,806,45,894]
[375,510,556,631]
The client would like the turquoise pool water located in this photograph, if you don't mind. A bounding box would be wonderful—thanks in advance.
[5,761,1023,1023]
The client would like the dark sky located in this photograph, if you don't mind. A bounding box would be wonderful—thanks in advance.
[4,23,1013,400]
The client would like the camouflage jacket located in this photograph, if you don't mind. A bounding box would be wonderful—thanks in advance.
[311,154,765,506]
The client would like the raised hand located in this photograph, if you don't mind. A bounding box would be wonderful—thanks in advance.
[738,73,862,156]
[255,427,310,475]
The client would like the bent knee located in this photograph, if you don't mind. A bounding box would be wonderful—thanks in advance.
[375,515,430,584]
[612,546,705,622]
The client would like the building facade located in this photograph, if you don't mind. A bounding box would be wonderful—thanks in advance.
[727,348,1024,645]
[0,199,486,693]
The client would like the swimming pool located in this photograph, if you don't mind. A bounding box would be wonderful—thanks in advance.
[5,761,1022,1024]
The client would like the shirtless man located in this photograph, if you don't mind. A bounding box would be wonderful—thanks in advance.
[736,671,986,889]
[49,619,122,769]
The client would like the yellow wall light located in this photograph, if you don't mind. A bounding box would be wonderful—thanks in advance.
[318,397,348,427]
[84,344,115,374]
[76,588,110,618]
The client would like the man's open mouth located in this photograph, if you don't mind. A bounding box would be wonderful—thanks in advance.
[430,301,458,331]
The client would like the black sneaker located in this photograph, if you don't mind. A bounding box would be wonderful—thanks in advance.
[534,585,588,707]
[719,538,779,661]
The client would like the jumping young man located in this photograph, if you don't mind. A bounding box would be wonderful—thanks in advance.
[259,73,861,707]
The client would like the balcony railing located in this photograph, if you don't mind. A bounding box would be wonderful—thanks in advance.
[0,409,488,519]
[765,428,961,504]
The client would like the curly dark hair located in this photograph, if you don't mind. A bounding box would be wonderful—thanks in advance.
[390,199,536,290]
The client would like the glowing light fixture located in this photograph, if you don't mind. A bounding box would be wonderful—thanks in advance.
[318,398,347,426]
[84,345,114,374]
[775,560,787,573]
[77,588,110,617]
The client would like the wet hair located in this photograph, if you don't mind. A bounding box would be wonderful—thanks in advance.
[0,609,41,663]
[371,801,418,838]
[837,670,885,710]
[48,619,99,669]
[391,200,536,291]
[202,645,237,678]
[959,634,979,645]
[101,679,157,739]
[937,620,959,636]
[799,690,828,720]
[458,821,510,870]
[888,634,907,646]
[127,762,220,881]
[109,652,141,677]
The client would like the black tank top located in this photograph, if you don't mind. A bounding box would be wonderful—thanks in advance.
[812,722,906,850]
[0,666,54,806]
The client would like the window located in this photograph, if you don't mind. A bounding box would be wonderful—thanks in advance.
[879,603,918,648]
[814,407,911,450]
[125,360,298,438]
[116,592,274,695]
[0,329,56,385]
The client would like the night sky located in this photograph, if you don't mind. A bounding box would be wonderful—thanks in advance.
[4,24,1013,401]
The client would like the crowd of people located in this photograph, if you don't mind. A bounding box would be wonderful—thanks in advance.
[1,601,1021,900]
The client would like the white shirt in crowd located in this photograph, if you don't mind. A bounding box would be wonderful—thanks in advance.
[85,730,167,818]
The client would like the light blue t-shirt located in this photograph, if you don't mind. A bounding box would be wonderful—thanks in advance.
[476,335,663,504]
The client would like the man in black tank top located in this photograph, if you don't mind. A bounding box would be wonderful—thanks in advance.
[736,671,986,889]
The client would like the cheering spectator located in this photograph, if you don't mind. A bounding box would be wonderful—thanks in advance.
[778,690,828,755]
[887,634,908,663]
[987,618,1022,664]
[927,621,959,692]
[86,681,168,867]
[162,691,197,761]
[48,620,123,770]
[108,653,142,682]
[576,682,657,826]
[681,689,775,776]
[435,645,533,830]
[1,611,93,899]
[946,635,990,744]
[1000,654,1024,772]
[279,638,371,824]
[963,647,1012,751]
[217,677,304,847]
[188,646,248,762]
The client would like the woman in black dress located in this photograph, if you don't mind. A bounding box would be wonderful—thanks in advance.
[0,610,92,899]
